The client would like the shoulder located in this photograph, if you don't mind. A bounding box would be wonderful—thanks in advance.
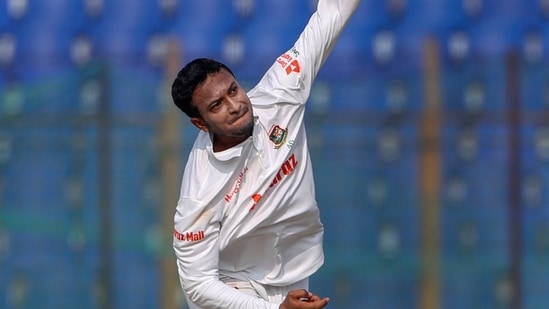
[247,55,305,105]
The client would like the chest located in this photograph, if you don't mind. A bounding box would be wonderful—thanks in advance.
[221,151,264,207]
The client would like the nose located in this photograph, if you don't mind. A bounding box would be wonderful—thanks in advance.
[226,97,241,114]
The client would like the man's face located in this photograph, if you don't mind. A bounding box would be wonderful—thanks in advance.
[190,69,254,146]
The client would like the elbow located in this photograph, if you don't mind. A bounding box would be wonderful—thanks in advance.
[179,277,202,305]
[183,284,202,305]
[179,273,217,306]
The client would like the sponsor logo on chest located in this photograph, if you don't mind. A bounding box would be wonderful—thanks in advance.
[270,153,298,187]
[225,167,249,203]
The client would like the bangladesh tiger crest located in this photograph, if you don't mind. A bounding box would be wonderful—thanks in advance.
[268,125,287,149]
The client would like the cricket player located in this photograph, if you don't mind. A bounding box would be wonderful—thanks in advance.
[171,0,361,308]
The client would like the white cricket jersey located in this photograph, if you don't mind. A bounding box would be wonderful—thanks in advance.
[173,1,360,308]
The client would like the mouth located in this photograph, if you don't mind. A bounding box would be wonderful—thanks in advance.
[231,107,250,125]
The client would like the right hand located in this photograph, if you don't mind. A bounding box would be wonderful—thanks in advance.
[279,289,330,309]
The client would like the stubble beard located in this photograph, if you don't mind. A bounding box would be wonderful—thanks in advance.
[209,114,254,140]
[231,116,254,138]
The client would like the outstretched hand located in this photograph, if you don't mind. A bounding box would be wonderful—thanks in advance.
[280,289,330,309]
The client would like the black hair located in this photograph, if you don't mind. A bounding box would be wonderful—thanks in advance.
[171,58,235,118]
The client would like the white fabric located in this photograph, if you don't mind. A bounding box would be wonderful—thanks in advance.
[173,0,361,308]
[184,277,309,309]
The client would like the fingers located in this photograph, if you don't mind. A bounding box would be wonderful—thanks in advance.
[288,289,312,299]
[283,289,330,309]
[306,296,330,307]
[307,294,325,302]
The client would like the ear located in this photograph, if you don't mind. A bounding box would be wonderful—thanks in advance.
[190,117,209,132]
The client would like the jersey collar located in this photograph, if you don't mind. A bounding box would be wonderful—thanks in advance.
[206,117,260,161]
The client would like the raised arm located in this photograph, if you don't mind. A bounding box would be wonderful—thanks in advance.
[297,0,362,82]
[250,0,361,105]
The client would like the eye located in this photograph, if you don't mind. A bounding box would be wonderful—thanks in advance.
[229,85,238,95]
[210,100,222,111]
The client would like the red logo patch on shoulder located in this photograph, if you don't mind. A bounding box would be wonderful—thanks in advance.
[276,49,301,75]
[268,125,288,149]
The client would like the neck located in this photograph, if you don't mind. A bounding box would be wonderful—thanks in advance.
[212,134,249,152]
